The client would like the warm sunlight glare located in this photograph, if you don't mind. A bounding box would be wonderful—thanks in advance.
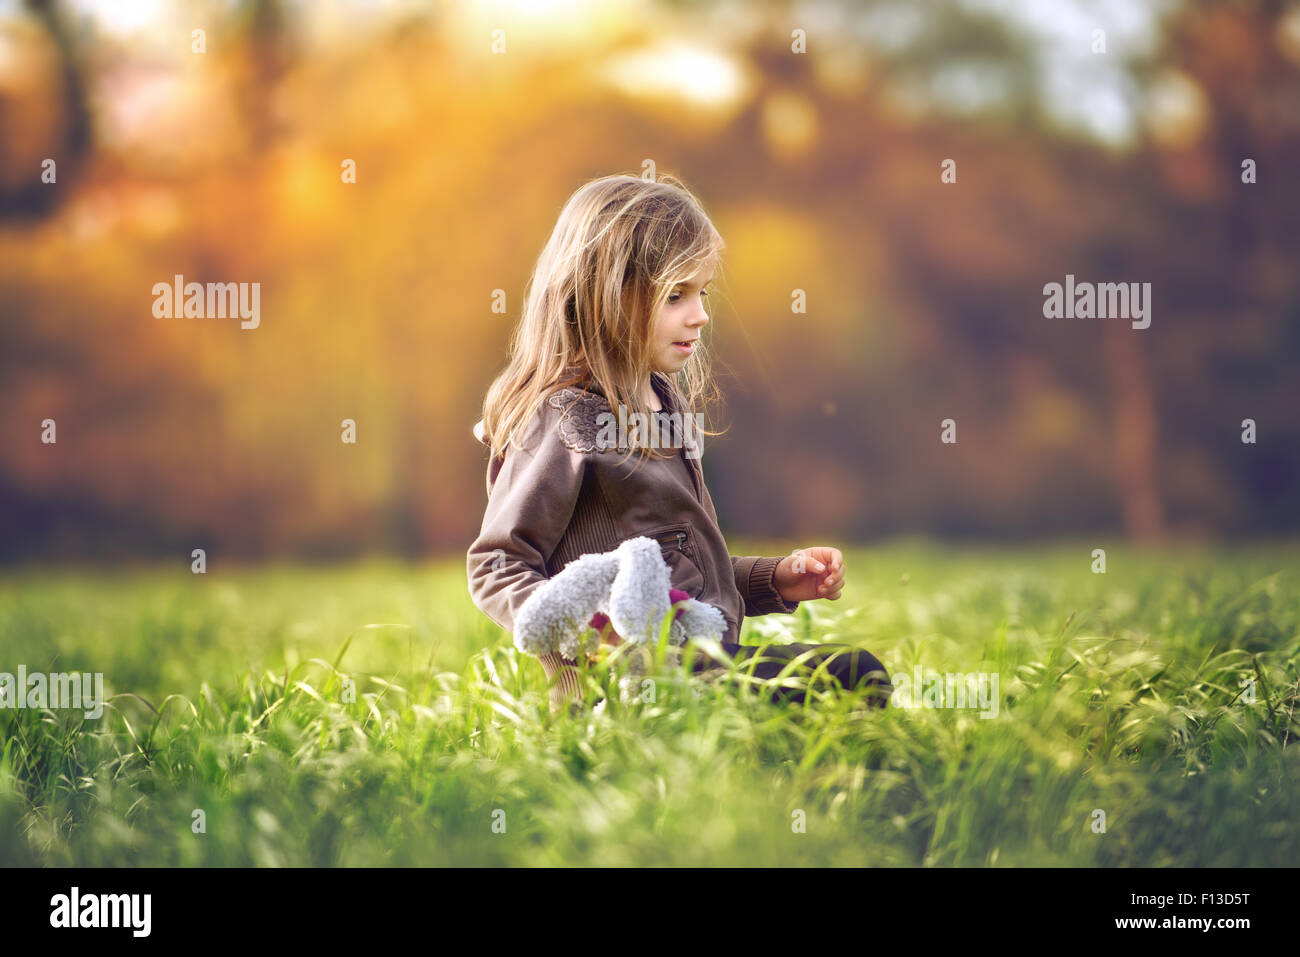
[73,0,168,37]
[602,42,747,110]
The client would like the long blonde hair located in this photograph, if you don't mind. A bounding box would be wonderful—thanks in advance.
[480,172,726,466]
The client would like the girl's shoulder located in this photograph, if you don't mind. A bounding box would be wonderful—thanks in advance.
[472,387,600,459]
[543,370,681,454]
[544,381,612,455]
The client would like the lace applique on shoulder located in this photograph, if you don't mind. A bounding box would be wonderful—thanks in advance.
[548,388,613,453]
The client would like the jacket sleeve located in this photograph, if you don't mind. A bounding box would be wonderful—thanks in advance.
[467,402,588,637]
[731,555,800,616]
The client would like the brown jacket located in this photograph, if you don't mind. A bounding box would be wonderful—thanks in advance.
[466,370,799,647]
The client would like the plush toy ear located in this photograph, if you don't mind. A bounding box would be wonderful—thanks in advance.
[673,599,727,643]
[607,537,674,644]
[513,551,619,659]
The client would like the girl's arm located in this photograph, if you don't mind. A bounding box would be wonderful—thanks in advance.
[467,404,589,711]
[731,555,801,616]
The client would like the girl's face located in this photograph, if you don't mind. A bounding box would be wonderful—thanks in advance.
[651,257,715,374]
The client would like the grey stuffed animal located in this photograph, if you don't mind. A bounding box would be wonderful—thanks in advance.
[513,536,728,700]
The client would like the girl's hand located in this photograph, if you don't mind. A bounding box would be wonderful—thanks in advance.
[774,547,844,602]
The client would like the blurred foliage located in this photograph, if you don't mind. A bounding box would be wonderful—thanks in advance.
[1,0,1298,560]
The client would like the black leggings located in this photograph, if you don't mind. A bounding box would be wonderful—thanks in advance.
[682,641,892,708]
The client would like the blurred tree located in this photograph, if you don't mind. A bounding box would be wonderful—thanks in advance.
[0,0,92,219]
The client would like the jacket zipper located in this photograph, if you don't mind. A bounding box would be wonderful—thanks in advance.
[653,373,704,505]
[655,531,688,550]
[651,528,709,597]
[683,455,703,504]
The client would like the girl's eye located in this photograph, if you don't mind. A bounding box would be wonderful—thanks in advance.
[668,289,708,304]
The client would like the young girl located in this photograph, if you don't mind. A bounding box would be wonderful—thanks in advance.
[467,172,891,714]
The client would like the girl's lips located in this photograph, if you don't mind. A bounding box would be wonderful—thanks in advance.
[672,339,696,353]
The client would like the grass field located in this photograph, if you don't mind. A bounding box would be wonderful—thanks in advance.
[2,540,1297,867]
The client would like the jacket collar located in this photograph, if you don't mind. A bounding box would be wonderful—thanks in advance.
[471,368,679,447]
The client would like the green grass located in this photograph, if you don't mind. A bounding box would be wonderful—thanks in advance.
[1,539,1297,866]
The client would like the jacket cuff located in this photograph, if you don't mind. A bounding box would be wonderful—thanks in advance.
[738,555,800,616]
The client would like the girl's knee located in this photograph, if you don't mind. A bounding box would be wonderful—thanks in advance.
[838,649,892,708]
